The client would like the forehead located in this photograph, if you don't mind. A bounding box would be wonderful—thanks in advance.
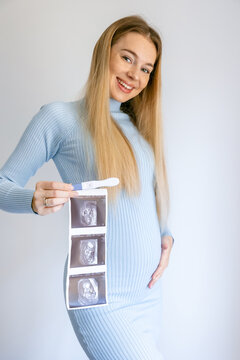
[112,32,157,64]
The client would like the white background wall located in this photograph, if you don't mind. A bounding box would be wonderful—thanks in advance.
[0,0,239,359]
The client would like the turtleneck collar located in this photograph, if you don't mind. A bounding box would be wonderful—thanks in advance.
[109,97,122,113]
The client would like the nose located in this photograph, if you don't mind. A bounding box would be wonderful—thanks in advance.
[127,67,139,81]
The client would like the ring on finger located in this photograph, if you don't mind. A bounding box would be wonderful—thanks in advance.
[43,197,49,207]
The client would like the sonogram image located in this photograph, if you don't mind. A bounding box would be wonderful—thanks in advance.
[77,278,98,306]
[71,196,106,228]
[80,201,97,226]
[79,239,98,265]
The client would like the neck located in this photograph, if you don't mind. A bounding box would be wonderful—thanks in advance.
[109,97,121,112]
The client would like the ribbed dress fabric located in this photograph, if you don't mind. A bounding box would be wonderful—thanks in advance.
[0,97,173,360]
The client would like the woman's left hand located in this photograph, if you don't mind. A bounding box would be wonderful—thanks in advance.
[148,235,174,288]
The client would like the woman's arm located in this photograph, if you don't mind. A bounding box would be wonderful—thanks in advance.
[148,232,174,288]
[161,224,175,245]
[0,102,74,214]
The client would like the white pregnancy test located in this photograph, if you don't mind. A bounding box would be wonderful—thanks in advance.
[73,177,119,191]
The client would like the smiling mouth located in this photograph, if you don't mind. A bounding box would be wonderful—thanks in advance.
[117,77,134,90]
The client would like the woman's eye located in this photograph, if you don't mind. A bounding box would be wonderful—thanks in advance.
[142,68,150,74]
[122,56,131,63]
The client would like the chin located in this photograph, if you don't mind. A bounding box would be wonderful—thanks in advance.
[111,91,134,104]
[110,94,122,102]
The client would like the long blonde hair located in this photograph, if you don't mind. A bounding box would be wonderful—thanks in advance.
[84,15,170,230]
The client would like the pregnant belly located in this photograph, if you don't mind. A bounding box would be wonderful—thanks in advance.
[107,206,162,302]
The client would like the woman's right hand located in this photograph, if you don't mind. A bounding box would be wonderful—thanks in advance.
[31,181,77,215]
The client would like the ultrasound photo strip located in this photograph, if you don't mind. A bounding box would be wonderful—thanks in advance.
[66,188,108,310]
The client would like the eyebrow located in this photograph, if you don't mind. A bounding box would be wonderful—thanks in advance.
[121,48,154,68]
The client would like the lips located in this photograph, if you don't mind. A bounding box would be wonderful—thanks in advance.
[116,77,134,93]
[117,77,134,89]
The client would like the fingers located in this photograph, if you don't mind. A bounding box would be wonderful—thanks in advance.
[34,197,69,216]
[41,203,65,215]
[42,197,70,207]
[153,264,166,280]
[148,265,165,289]
[32,181,77,216]
[36,181,73,191]
[148,247,171,289]
[40,189,77,199]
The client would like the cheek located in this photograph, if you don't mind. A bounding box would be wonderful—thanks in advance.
[138,77,150,92]
[109,55,120,75]
[110,65,121,81]
[109,61,115,75]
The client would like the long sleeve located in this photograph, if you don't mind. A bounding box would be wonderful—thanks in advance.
[153,174,175,244]
[0,102,69,214]
[161,224,175,245]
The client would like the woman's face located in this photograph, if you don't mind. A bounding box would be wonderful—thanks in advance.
[109,32,157,103]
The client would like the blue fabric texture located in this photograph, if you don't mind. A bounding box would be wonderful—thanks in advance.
[0,97,174,359]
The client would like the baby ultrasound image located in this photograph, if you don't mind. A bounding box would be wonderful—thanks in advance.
[79,239,98,265]
[71,196,106,228]
[80,201,97,226]
[77,278,98,305]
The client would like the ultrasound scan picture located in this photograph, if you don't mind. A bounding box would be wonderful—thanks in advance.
[77,278,99,306]
[79,239,98,265]
[70,235,106,268]
[71,196,106,228]
[80,200,97,226]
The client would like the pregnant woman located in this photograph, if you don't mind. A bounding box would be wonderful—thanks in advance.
[0,15,174,360]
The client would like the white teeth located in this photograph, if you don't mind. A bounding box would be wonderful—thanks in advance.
[117,78,133,90]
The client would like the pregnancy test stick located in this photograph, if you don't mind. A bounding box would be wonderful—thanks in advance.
[73,177,119,191]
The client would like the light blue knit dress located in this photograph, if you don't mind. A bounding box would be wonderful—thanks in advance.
[0,98,173,360]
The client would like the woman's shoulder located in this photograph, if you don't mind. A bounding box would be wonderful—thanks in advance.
[39,98,84,126]
[30,98,86,139]
[39,98,85,114]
